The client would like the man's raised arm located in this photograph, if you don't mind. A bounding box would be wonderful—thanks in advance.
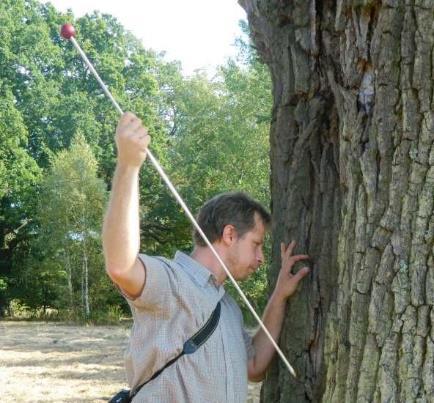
[102,112,150,298]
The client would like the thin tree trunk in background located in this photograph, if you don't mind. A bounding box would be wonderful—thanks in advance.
[83,242,90,317]
[81,255,84,316]
[239,0,434,402]
[65,249,73,309]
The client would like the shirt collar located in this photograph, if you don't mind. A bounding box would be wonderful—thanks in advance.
[174,251,222,290]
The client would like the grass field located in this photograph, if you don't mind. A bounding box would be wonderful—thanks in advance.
[0,321,261,402]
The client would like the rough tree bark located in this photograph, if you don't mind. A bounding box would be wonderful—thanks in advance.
[239,0,434,402]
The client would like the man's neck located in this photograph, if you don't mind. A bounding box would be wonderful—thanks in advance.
[190,245,227,285]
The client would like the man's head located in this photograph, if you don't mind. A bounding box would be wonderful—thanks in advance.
[193,192,271,247]
[193,192,271,279]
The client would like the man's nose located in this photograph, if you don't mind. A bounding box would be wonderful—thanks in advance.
[257,250,264,265]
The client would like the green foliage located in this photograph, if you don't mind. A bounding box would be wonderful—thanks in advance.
[0,0,170,317]
[0,1,273,323]
[11,134,108,316]
[0,87,41,198]
[159,35,272,208]
[155,26,273,319]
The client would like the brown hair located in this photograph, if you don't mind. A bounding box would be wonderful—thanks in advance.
[193,192,271,247]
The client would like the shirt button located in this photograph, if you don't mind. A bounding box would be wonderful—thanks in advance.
[210,276,219,289]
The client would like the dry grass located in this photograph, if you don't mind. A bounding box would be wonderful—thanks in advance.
[0,321,261,402]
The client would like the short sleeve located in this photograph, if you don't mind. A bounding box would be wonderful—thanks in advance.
[121,254,178,311]
[242,327,256,360]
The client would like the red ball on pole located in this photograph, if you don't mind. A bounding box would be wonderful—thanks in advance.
[60,23,76,40]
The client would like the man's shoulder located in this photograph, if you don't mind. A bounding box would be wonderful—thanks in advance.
[138,252,193,285]
[138,253,178,270]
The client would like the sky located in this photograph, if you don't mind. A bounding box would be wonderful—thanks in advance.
[45,0,247,76]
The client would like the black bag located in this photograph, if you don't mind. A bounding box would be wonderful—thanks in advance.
[108,389,131,403]
[108,302,221,402]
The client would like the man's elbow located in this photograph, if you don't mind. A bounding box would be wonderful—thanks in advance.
[248,359,266,383]
[105,265,123,282]
[105,262,133,288]
[104,257,137,280]
[248,372,265,383]
[105,258,146,299]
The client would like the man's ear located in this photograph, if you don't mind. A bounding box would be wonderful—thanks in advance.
[221,224,237,245]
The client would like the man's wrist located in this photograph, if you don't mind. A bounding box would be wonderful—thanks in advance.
[269,290,287,307]
[115,161,142,175]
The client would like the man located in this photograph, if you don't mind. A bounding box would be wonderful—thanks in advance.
[103,112,310,402]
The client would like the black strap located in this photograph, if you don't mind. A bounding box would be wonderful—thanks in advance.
[130,302,221,400]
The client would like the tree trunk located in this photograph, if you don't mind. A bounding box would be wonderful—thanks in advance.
[239,0,434,402]
[83,243,90,318]
[65,249,73,309]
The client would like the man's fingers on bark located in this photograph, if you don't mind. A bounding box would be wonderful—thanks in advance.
[282,240,296,257]
[296,267,310,280]
[283,255,309,272]
[286,240,296,256]
[289,255,309,264]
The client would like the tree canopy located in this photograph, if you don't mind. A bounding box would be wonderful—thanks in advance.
[0,0,272,322]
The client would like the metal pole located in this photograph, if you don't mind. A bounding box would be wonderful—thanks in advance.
[64,25,296,378]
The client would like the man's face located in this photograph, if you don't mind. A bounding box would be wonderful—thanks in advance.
[226,213,266,281]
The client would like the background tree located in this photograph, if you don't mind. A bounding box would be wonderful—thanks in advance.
[13,133,107,318]
[0,0,172,317]
[0,0,274,322]
[0,82,41,315]
[240,0,434,402]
